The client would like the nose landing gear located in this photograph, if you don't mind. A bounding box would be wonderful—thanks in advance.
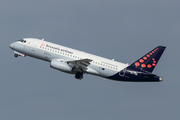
[13,51,26,57]
[14,54,18,58]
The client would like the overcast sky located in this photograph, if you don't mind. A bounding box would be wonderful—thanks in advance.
[1,0,180,120]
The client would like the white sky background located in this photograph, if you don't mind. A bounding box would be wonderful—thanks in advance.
[0,0,180,120]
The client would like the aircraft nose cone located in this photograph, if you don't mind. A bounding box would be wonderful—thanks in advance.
[9,43,14,49]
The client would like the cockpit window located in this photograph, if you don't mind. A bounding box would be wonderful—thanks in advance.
[17,39,26,43]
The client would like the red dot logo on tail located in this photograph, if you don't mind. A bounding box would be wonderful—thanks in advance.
[147,64,152,68]
[135,62,140,66]
[152,63,156,66]
[141,64,146,68]
[143,57,147,60]
[139,59,144,63]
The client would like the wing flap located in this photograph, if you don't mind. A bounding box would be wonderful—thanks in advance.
[67,58,92,71]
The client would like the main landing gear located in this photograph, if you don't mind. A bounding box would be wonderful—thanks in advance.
[75,72,83,80]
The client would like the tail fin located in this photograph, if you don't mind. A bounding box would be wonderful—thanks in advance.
[130,46,166,73]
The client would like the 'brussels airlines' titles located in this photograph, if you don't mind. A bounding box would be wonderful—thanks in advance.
[45,44,73,54]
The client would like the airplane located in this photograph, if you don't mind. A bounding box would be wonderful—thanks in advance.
[9,38,166,82]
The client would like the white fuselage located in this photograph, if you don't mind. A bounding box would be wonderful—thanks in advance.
[10,38,128,79]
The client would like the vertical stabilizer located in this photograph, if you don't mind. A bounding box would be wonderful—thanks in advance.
[130,46,166,73]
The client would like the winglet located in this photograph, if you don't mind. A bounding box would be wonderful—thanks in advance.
[130,46,166,73]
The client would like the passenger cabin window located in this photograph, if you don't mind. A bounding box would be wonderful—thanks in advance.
[17,39,26,43]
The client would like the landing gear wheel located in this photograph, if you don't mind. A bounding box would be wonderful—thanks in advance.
[14,54,18,57]
[75,72,83,80]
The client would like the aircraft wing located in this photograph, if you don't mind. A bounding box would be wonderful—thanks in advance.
[67,58,93,71]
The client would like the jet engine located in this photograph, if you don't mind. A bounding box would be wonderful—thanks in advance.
[50,59,72,73]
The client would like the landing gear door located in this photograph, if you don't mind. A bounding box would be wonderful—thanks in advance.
[119,68,126,76]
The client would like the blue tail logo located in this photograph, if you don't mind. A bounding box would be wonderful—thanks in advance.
[131,46,166,73]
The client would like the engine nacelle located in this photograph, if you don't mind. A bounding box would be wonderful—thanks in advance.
[50,59,72,73]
